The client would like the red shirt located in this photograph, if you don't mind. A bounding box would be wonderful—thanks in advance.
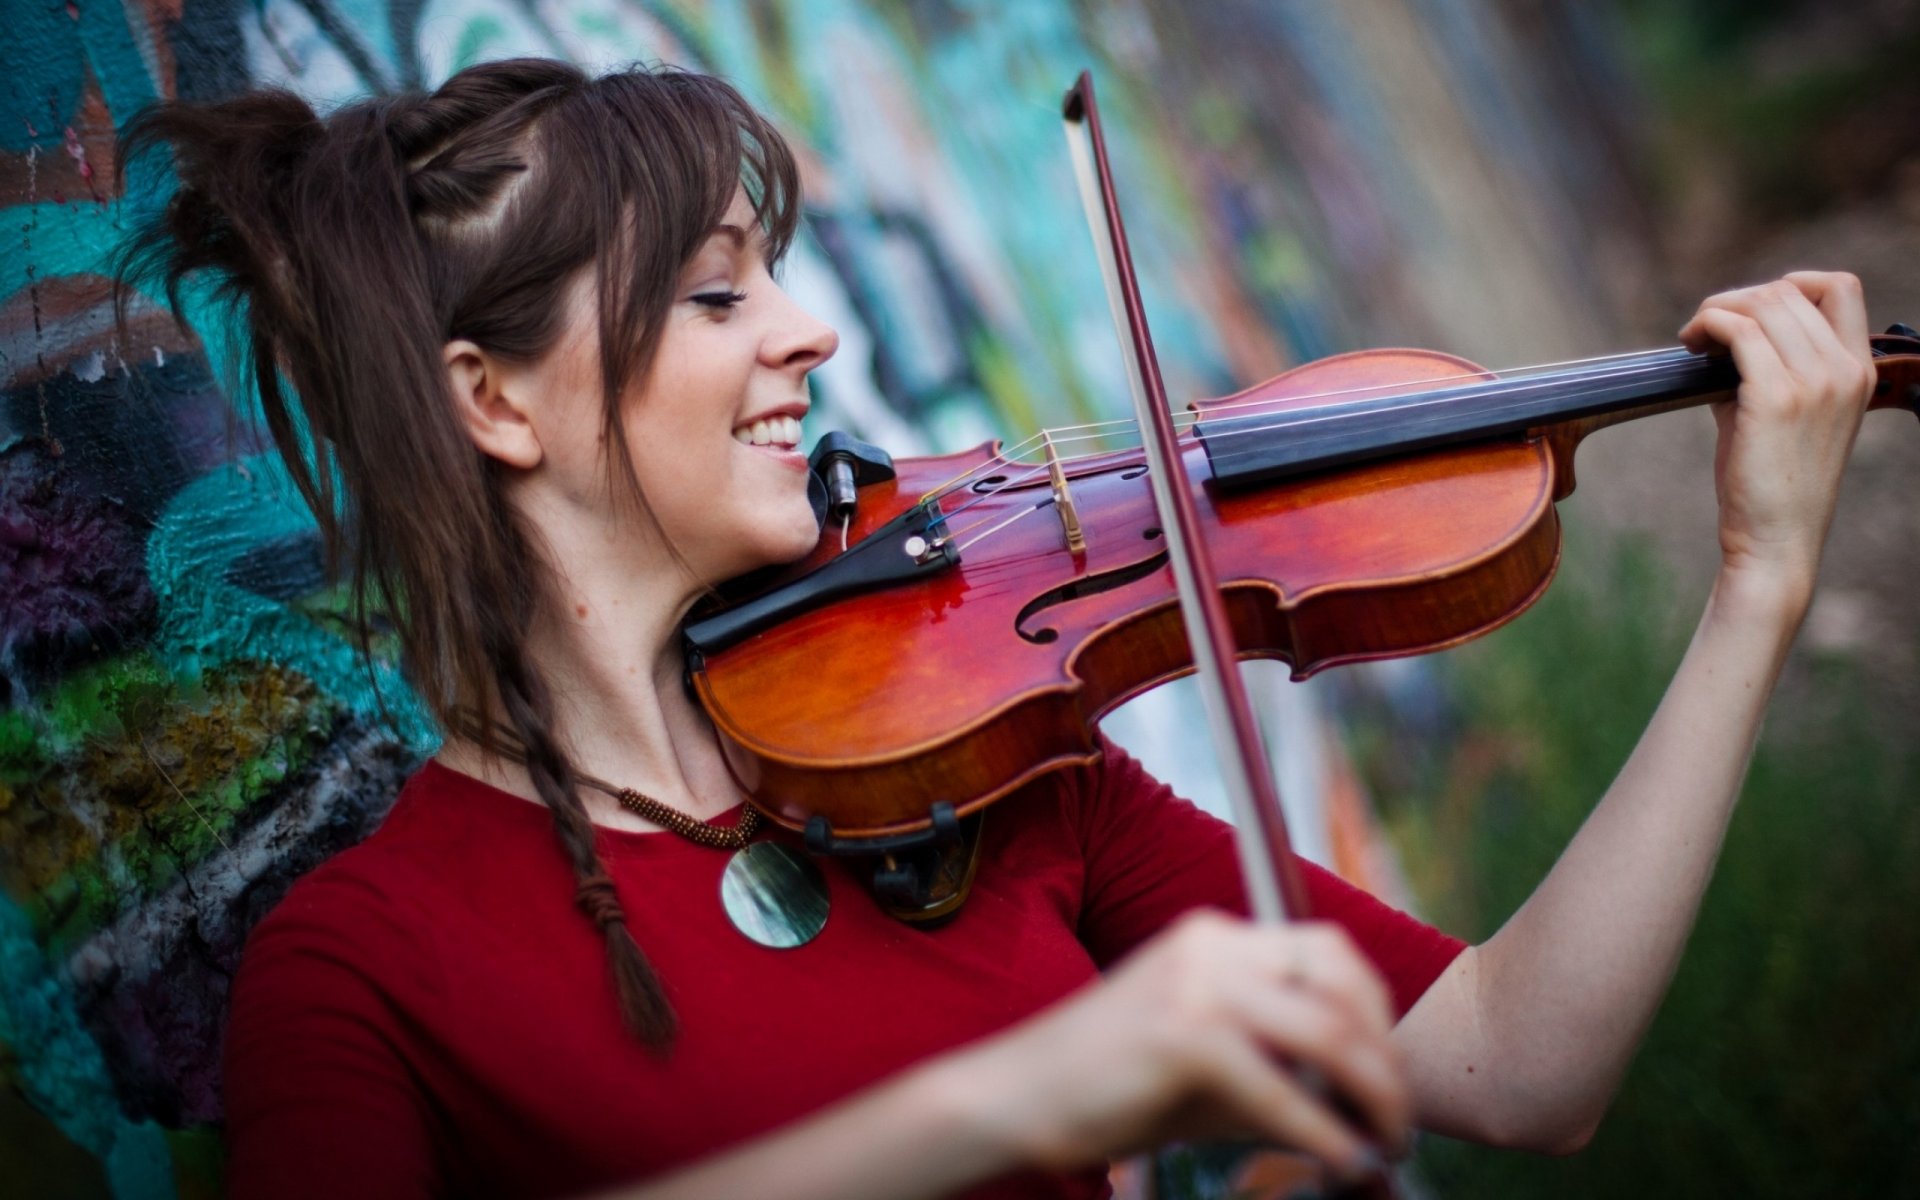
[222,740,1464,1199]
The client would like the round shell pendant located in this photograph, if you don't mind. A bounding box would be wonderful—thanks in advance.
[720,841,829,949]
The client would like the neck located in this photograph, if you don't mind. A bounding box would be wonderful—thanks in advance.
[435,508,743,830]
[1196,347,1738,489]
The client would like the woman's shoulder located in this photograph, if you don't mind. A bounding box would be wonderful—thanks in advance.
[241,760,536,968]
[221,767,482,1192]
[240,771,429,964]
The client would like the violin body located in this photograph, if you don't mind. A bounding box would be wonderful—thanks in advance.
[694,348,1614,843]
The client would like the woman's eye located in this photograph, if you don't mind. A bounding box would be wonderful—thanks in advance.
[691,290,749,310]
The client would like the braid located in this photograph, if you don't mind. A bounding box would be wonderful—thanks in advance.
[395,88,564,230]
[491,628,679,1050]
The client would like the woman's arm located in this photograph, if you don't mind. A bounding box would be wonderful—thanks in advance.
[1392,271,1878,1152]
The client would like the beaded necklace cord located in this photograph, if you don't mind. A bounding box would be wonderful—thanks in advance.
[448,709,759,850]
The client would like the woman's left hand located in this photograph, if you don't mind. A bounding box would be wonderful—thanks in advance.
[1677,271,1876,606]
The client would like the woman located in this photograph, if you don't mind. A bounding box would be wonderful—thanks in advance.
[116,59,1877,1199]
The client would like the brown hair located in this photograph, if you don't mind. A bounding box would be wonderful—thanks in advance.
[115,59,803,1050]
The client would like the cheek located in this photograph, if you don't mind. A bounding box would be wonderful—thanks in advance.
[618,390,714,483]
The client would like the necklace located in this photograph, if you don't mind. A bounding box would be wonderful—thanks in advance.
[448,709,829,948]
[610,784,760,848]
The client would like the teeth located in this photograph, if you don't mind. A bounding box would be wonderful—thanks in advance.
[733,415,805,448]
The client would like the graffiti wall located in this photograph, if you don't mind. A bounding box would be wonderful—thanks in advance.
[1,0,1650,1193]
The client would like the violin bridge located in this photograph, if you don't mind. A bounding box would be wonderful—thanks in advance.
[1043,430,1087,554]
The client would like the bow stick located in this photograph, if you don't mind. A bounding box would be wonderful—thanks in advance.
[1061,71,1310,922]
[1063,70,1398,1197]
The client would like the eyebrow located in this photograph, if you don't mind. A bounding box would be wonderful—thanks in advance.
[710,222,774,259]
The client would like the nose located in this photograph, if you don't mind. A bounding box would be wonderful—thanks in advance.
[763,283,839,374]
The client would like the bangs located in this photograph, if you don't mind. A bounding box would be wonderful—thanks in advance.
[592,67,801,273]
[518,67,801,405]
[471,64,804,533]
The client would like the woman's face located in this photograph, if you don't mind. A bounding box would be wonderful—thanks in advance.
[525,190,839,591]
[623,191,839,583]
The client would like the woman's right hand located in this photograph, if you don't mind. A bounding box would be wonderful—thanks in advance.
[942,909,1409,1180]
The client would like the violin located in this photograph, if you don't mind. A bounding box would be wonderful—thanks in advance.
[680,73,1920,907]
[683,265,1920,864]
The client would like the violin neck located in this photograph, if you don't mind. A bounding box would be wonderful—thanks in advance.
[1197,347,1737,491]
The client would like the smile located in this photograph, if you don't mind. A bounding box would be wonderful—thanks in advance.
[733,415,802,448]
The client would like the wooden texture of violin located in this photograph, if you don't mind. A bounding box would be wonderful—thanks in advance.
[694,348,1570,841]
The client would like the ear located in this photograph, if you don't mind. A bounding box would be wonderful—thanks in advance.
[444,339,542,469]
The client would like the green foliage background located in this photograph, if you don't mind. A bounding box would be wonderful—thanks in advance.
[1353,528,1920,1196]
[1344,4,1920,1191]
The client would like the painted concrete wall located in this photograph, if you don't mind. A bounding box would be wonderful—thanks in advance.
[0,1,1648,1193]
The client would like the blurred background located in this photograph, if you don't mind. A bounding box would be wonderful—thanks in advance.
[3,0,1917,1196]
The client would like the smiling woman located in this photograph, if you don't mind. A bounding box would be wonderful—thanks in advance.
[108,56,1878,1200]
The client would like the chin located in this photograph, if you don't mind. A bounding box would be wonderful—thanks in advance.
[710,504,820,581]
[765,507,825,564]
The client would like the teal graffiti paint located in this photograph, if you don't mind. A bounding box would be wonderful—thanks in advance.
[145,452,437,750]
[3,0,91,154]
[0,894,176,1200]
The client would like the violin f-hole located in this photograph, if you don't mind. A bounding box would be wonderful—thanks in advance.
[1014,547,1170,643]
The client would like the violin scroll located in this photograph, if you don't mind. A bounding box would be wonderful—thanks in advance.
[1870,324,1920,416]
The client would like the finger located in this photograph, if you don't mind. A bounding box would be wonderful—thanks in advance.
[1280,924,1395,1038]
[1783,270,1872,352]
[1769,287,1873,411]
[1774,280,1852,359]
[1679,282,1770,352]
[1226,980,1410,1149]
[1682,308,1788,399]
[1195,1027,1385,1178]
[1711,283,1824,380]
[1677,282,1802,358]
[1742,284,1877,421]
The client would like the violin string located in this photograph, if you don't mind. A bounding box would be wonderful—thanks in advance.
[915,348,1703,512]
[1160,347,1689,443]
[1201,352,1711,469]
[914,428,1063,507]
[942,353,1694,520]
[987,346,1697,466]
[922,459,1067,531]
[941,497,1057,553]
[927,352,1710,562]
[926,491,1040,546]
[1104,350,1701,465]
[982,351,1700,486]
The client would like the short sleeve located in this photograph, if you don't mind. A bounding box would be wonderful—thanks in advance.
[222,868,444,1199]
[1066,736,1466,1017]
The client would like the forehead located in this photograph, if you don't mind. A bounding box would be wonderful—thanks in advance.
[702,188,770,253]
[720,187,756,223]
